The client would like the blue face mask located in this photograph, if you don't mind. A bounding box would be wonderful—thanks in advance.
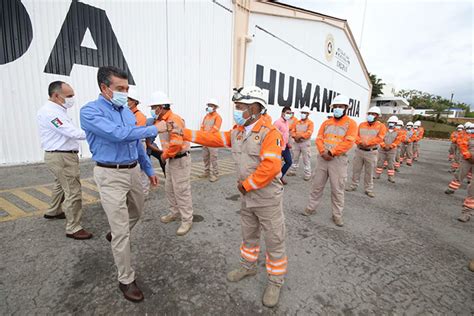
[150,109,157,119]
[367,114,375,123]
[206,107,214,113]
[234,109,248,126]
[333,108,344,118]
[108,89,128,107]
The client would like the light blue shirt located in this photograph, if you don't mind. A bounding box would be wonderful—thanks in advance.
[80,95,158,176]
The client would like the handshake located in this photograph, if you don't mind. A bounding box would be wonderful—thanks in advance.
[153,120,183,136]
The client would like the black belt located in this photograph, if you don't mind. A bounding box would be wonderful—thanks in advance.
[96,161,138,169]
[46,150,79,153]
[358,146,378,152]
[170,151,190,160]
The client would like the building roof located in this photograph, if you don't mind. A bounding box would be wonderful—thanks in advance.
[372,96,409,107]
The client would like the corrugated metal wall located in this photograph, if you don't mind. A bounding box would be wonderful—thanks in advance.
[0,0,234,165]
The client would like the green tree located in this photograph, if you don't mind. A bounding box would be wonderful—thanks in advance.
[369,73,385,99]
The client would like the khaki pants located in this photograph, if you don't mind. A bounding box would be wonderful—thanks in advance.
[461,181,474,217]
[413,141,420,160]
[240,201,286,286]
[447,159,473,191]
[448,143,457,160]
[395,147,401,169]
[44,152,83,234]
[140,170,150,196]
[307,155,348,218]
[376,148,396,179]
[350,148,378,193]
[203,147,218,176]
[288,137,295,160]
[94,165,144,284]
[291,140,311,177]
[165,155,193,223]
[400,142,413,164]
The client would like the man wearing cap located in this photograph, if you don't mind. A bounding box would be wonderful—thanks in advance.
[303,95,357,226]
[199,99,222,182]
[150,92,194,236]
[287,109,314,181]
[170,86,286,308]
[80,66,164,302]
[127,88,150,196]
[346,106,386,198]
[37,81,92,240]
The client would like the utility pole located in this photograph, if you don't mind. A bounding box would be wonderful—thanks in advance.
[359,0,368,50]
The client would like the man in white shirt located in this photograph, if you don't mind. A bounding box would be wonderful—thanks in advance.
[37,81,92,240]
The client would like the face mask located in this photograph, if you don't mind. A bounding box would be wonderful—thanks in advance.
[300,113,308,120]
[234,109,248,126]
[107,88,128,107]
[395,125,401,129]
[63,97,75,109]
[367,114,375,123]
[388,123,395,128]
[206,107,214,113]
[467,129,474,134]
[407,127,412,130]
[284,113,292,121]
[150,109,157,119]
[333,108,344,118]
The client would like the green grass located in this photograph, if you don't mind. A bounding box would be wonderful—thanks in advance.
[420,120,455,132]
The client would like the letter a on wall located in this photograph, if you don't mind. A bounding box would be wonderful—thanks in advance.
[44,0,135,84]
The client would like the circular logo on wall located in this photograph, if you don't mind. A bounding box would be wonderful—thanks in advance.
[325,34,335,62]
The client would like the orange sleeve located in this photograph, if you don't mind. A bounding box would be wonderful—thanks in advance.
[162,116,186,160]
[330,119,357,156]
[242,129,282,192]
[459,135,471,159]
[419,128,424,139]
[135,112,147,127]
[355,125,362,145]
[212,114,222,132]
[391,132,403,149]
[315,121,328,154]
[450,132,457,143]
[183,128,232,148]
[299,120,314,139]
[409,131,417,142]
[366,124,386,147]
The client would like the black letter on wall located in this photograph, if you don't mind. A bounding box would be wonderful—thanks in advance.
[255,64,276,105]
[277,72,294,107]
[295,79,312,110]
[0,0,33,65]
[44,0,135,84]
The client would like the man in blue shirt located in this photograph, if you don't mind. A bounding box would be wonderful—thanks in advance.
[80,66,163,302]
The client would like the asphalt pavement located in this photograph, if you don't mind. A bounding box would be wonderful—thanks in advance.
[0,140,473,315]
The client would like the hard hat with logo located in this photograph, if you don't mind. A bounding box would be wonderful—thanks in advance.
[232,86,267,107]
[457,124,465,129]
[367,106,381,116]
[206,98,219,108]
[330,95,352,109]
[388,115,398,123]
[397,120,404,126]
[147,91,172,107]
[406,121,414,126]
[128,87,140,103]
[414,120,421,126]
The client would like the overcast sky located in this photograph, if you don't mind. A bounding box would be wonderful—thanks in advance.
[281,0,473,106]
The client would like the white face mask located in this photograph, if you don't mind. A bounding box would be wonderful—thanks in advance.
[284,113,292,121]
[63,96,75,109]
[300,113,308,120]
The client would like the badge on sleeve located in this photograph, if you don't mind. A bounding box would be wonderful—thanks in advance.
[51,117,63,128]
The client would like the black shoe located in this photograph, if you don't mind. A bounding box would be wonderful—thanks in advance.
[44,212,66,219]
[119,281,144,302]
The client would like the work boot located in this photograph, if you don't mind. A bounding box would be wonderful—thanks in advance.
[445,189,455,195]
[469,260,474,272]
[365,191,375,198]
[286,171,296,177]
[176,222,193,236]
[262,283,281,308]
[226,267,257,282]
[119,280,144,302]
[302,208,316,216]
[160,213,180,224]
[457,214,471,222]
[209,174,218,182]
[332,215,344,227]
[388,177,395,183]
[407,163,412,166]
[303,175,311,181]
[345,186,356,192]
[198,172,209,178]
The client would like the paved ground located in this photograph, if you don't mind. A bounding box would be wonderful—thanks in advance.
[0,140,473,315]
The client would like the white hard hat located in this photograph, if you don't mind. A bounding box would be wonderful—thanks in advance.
[128,87,140,103]
[407,121,414,126]
[388,115,398,123]
[464,122,472,128]
[300,109,310,113]
[206,98,219,107]
[147,91,172,107]
[414,120,421,126]
[397,120,404,126]
[330,95,352,109]
[232,86,266,107]
[457,124,465,129]
[367,106,381,116]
